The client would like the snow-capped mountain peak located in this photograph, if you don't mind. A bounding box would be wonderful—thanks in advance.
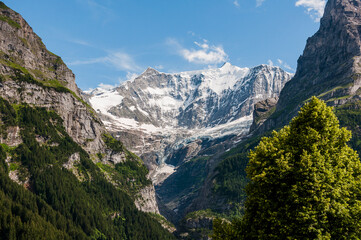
[86,63,292,175]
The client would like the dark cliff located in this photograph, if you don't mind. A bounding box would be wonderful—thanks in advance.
[259,0,361,133]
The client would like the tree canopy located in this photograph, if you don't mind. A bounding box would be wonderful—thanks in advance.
[213,97,361,239]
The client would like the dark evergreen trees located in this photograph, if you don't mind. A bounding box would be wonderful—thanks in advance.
[0,98,174,239]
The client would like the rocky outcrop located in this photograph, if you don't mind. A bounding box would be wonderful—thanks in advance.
[250,97,278,132]
[260,0,361,132]
[135,185,160,214]
[0,80,105,154]
[0,4,79,95]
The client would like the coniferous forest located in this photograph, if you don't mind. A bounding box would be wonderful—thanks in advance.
[0,96,174,239]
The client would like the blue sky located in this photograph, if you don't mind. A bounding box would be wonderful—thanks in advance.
[4,0,325,90]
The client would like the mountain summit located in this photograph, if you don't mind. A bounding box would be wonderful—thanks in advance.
[259,0,361,132]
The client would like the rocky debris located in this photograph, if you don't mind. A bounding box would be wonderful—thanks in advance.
[260,0,361,132]
[103,149,126,165]
[176,216,214,240]
[183,216,214,230]
[134,185,160,214]
[62,152,88,181]
[63,152,81,170]
[8,170,21,184]
[1,126,22,146]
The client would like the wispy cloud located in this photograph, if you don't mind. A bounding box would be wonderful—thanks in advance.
[155,65,164,70]
[86,72,139,92]
[295,0,326,21]
[167,38,228,65]
[277,59,294,72]
[233,0,240,8]
[118,72,139,83]
[67,39,93,47]
[77,0,115,22]
[69,51,141,72]
[256,0,266,7]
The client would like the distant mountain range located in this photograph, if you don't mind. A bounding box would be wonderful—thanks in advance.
[85,63,292,182]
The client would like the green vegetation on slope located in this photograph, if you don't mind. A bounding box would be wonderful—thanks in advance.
[335,100,361,155]
[0,15,20,29]
[0,96,174,240]
[212,134,265,203]
[213,97,361,239]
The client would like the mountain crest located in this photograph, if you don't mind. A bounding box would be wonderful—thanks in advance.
[257,0,361,133]
[141,67,160,76]
[0,3,79,95]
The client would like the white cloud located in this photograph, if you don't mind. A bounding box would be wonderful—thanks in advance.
[233,0,240,8]
[256,0,265,7]
[155,65,164,70]
[68,39,93,47]
[167,38,228,65]
[106,52,140,71]
[295,0,326,21]
[118,72,139,83]
[98,83,117,90]
[276,59,294,72]
[77,0,115,23]
[69,51,140,72]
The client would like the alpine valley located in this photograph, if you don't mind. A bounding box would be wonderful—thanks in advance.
[84,62,292,222]
[88,0,361,238]
[3,0,361,239]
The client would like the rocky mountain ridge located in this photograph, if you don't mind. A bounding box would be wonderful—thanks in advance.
[86,64,292,176]
[258,0,361,133]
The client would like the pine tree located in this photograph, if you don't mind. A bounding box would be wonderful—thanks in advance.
[213,97,361,239]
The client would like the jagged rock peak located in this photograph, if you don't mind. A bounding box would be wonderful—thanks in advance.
[141,67,160,76]
[220,62,232,68]
[0,2,79,95]
[258,0,361,133]
[295,0,361,81]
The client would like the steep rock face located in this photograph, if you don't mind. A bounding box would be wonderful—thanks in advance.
[0,4,79,95]
[105,63,290,129]
[0,4,159,214]
[250,97,278,132]
[87,64,292,173]
[260,0,361,132]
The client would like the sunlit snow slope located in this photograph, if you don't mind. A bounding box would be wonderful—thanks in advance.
[85,63,292,183]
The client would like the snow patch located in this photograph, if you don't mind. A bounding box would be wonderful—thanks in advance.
[89,88,124,116]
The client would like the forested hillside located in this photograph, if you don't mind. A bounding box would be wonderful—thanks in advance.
[0,2,173,239]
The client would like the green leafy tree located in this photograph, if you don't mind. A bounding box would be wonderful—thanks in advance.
[213,97,361,239]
